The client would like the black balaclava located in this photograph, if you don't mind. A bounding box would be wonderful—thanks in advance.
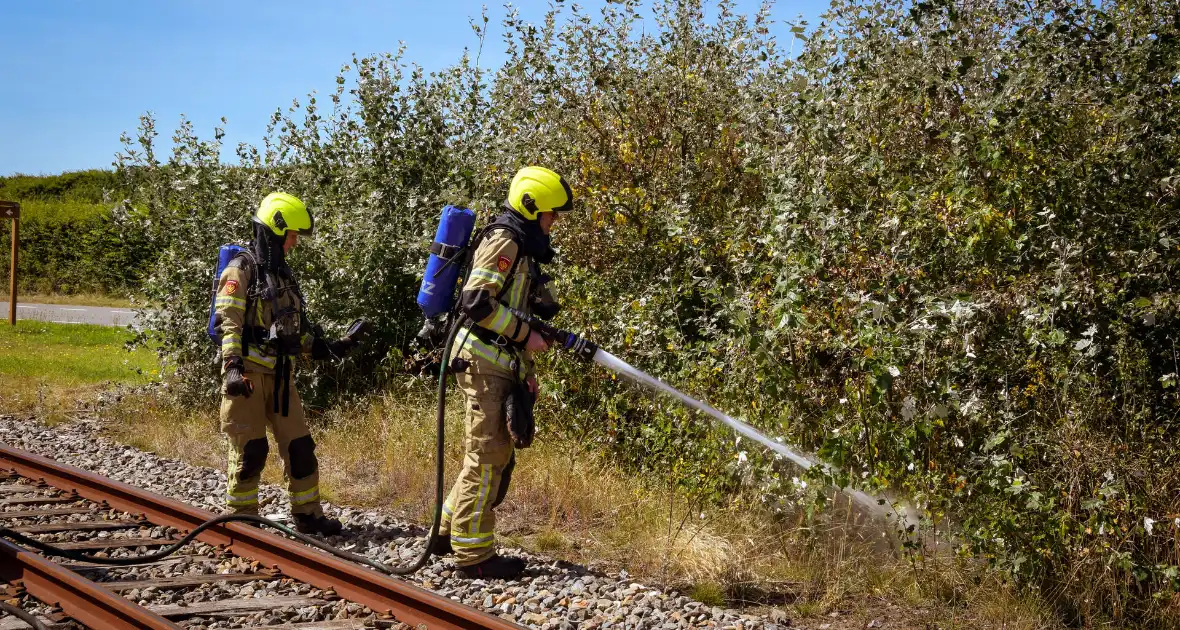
[252,223,293,279]
[493,206,556,264]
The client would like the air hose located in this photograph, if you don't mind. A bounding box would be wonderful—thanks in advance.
[0,600,49,630]
[0,318,464,577]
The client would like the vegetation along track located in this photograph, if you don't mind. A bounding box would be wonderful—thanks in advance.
[0,443,522,630]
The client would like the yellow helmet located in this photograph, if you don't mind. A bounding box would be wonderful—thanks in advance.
[254,192,314,236]
[507,166,574,220]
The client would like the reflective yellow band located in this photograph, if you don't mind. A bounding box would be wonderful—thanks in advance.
[216,296,246,310]
[246,348,277,369]
[222,341,242,355]
[290,486,320,506]
[507,269,526,309]
[453,329,518,373]
[469,268,505,286]
[452,534,495,548]
[484,305,514,336]
[471,465,491,535]
[226,491,258,506]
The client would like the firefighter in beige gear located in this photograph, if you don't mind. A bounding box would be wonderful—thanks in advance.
[214,192,370,536]
[432,166,573,579]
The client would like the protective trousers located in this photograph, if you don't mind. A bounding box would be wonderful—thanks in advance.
[220,371,323,516]
[439,371,517,566]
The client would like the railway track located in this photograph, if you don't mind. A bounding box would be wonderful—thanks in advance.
[0,443,523,630]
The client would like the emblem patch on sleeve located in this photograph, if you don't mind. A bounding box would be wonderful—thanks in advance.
[497,256,512,273]
[224,280,239,295]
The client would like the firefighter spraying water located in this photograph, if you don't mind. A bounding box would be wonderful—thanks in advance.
[518,312,886,515]
[416,176,888,573]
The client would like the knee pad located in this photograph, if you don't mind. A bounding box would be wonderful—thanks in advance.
[238,438,269,482]
[288,435,318,480]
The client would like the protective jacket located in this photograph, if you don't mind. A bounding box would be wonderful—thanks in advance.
[214,253,316,374]
[451,225,558,381]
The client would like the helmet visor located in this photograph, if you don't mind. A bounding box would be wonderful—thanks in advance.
[554,177,574,213]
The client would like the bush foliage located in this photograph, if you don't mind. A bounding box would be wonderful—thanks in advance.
[0,171,148,295]
[116,0,1179,623]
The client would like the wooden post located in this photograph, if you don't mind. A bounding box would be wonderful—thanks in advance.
[1,201,19,326]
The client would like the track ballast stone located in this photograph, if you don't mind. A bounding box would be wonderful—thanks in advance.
[0,416,784,629]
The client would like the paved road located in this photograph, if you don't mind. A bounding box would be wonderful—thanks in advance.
[0,302,138,327]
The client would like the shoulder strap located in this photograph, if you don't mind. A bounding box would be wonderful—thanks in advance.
[446,222,528,323]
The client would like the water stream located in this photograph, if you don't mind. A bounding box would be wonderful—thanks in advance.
[592,349,888,517]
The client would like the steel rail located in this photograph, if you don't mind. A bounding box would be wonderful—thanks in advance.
[0,443,522,630]
[0,536,179,629]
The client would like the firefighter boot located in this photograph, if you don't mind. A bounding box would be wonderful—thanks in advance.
[293,513,343,536]
[457,554,526,579]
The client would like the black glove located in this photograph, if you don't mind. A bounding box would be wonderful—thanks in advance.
[344,318,374,343]
[532,298,561,321]
[311,336,353,359]
[327,338,355,357]
[312,318,374,359]
[224,358,254,398]
[505,382,537,449]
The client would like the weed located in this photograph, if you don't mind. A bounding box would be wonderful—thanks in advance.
[534,529,569,553]
[689,581,726,608]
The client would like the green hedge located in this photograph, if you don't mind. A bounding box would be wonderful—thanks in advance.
[0,172,149,296]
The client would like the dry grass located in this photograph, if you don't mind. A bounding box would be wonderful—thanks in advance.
[99,385,1062,628]
[103,393,223,471]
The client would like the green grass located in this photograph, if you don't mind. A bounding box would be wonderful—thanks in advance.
[0,321,155,384]
[17,293,135,308]
[0,321,158,419]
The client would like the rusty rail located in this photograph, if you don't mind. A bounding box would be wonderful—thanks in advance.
[0,536,179,629]
[0,443,522,630]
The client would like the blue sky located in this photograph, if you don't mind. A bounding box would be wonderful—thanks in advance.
[0,1,827,176]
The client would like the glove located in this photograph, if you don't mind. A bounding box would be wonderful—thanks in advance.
[344,318,374,343]
[505,382,537,449]
[313,318,374,359]
[531,298,561,321]
[224,358,254,398]
[327,338,355,357]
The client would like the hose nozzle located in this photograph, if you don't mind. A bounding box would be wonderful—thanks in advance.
[510,309,598,362]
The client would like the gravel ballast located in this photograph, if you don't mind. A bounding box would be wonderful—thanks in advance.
[0,416,786,629]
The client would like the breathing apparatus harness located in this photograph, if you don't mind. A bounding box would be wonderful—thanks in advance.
[231,224,319,416]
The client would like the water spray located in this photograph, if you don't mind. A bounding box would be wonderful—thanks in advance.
[526,314,887,515]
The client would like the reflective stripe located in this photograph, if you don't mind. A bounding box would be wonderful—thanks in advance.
[469,268,505,286]
[452,533,495,548]
[507,267,526,309]
[216,295,246,310]
[486,305,513,335]
[470,464,491,535]
[453,329,512,370]
[222,340,242,355]
[226,491,258,506]
[442,502,454,517]
[290,486,320,506]
[246,347,277,369]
